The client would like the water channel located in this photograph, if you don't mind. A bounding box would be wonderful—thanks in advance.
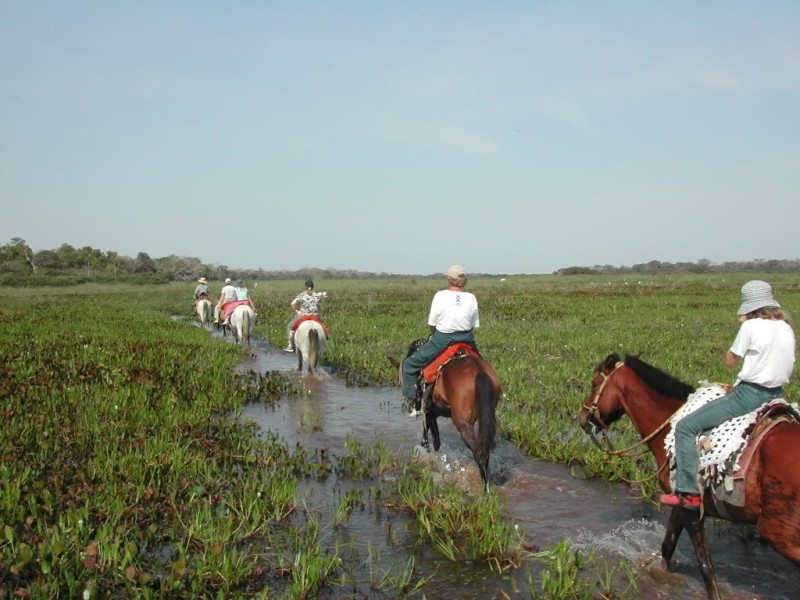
[215,329,800,599]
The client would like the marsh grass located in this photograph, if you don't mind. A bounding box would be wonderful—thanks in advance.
[2,274,795,597]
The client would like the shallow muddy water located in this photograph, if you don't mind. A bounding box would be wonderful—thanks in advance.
[216,329,800,600]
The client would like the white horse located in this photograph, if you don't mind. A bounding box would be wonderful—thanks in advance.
[229,304,255,347]
[194,298,212,328]
[294,319,327,375]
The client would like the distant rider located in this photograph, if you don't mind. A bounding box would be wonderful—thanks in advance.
[193,277,210,312]
[401,265,480,416]
[220,278,256,325]
[215,277,236,325]
[284,279,327,352]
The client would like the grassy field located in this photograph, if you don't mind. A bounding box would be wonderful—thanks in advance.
[1,273,797,598]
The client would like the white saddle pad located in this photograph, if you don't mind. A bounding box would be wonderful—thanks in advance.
[664,381,799,487]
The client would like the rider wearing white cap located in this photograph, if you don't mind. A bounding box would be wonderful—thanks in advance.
[401,265,481,415]
[215,277,237,325]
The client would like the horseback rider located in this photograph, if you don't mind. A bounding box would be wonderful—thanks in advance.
[192,277,210,312]
[660,280,795,510]
[219,278,256,326]
[215,277,236,325]
[284,279,327,352]
[402,265,480,416]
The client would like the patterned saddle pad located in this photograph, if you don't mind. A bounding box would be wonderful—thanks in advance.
[664,382,800,487]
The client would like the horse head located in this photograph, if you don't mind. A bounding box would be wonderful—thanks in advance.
[578,353,628,439]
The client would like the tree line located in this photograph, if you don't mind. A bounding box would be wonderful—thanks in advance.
[3,238,799,286]
[555,257,800,276]
[0,237,399,286]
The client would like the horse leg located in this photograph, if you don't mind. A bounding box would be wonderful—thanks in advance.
[421,420,430,451]
[660,507,685,568]
[682,512,721,600]
[454,422,490,490]
[428,413,441,451]
[308,329,319,375]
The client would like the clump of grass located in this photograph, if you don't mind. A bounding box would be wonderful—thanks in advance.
[335,435,395,478]
[530,539,638,599]
[394,464,526,572]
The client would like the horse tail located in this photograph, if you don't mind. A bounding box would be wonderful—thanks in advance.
[309,327,319,370]
[475,370,497,460]
[242,308,251,345]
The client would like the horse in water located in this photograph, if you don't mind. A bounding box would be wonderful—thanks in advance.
[578,353,800,600]
[229,304,255,348]
[194,298,212,328]
[294,319,327,375]
[390,340,502,492]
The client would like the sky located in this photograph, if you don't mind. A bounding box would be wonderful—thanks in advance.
[2,2,799,275]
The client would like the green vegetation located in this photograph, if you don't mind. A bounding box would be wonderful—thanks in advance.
[2,274,796,598]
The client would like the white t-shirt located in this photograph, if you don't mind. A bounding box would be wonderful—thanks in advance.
[730,318,795,387]
[427,289,479,333]
[219,284,237,303]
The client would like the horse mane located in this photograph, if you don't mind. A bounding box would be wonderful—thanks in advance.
[623,354,695,400]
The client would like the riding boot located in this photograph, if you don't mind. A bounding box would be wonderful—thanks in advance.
[283,332,295,352]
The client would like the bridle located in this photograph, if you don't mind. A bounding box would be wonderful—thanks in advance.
[582,360,674,465]
[582,360,624,451]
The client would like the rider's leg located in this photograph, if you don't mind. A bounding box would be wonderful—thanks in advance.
[402,337,446,415]
[284,318,298,351]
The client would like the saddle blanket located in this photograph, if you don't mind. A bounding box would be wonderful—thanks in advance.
[421,343,478,383]
[664,381,800,487]
[292,315,329,337]
[222,300,250,320]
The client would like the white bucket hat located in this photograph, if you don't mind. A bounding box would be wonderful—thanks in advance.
[737,280,781,315]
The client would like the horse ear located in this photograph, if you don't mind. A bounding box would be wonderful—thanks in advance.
[388,357,400,370]
[604,354,619,370]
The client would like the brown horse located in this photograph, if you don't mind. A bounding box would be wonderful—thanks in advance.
[390,341,502,491]
[578,353,800,600]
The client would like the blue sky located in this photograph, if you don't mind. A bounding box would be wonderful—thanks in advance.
[2,2,799,275]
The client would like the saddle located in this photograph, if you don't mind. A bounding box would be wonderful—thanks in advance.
[664,383,800,512]
[415,343,480,413]
[221,300,250,320]
[292,315,329,337]
[707,405,798,516]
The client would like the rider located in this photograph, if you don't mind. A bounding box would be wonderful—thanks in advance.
[233,278,256,311]
[284,279,327,352]
[215,277,236,324]
[220,278,256,325]
[193,277,210,312]
[660,280,795,510]
[401,264,480,416]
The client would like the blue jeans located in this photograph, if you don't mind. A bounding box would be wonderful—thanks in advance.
[674,382,784,493]
[401,330,477,398]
